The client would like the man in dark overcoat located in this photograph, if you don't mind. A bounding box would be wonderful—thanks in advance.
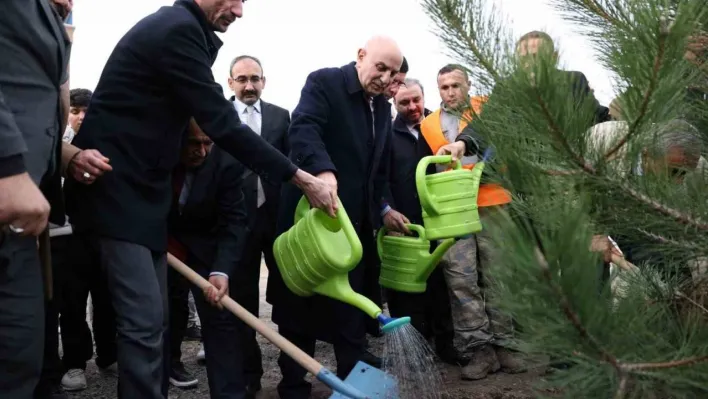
[63,1,336,398]
[267,36,407,399]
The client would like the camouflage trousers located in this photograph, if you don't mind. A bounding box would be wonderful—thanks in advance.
[438,207,514,355]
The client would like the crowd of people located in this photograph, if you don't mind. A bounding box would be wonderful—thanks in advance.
[1,1,705,399]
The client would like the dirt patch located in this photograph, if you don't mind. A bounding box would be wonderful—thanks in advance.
[68,265,542,398]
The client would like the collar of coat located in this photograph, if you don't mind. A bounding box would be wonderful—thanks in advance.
[174,0,224,57]
[343,62,365,96]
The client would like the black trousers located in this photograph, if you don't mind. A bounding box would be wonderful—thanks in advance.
[387,265,455,349]
[237,205,277,388]
[35,235,69,398]
[0,233,45,399]
[168,256,248,399]
[59,234,117,371]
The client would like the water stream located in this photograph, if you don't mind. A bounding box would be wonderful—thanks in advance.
[382,324,446,399]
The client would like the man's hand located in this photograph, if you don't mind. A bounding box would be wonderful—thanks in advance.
[68,149,112,185]
[204,275,229,308]
[0,173,50,236]
[590,235,622,263]
[291,169,338,218]
[436,141,466,165]
[383,209,410,234]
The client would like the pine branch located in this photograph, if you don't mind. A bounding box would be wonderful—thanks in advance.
[534,248,622,370]
[603,25,669,160]
[622,355,708,371]
[636,228,704,251]
[566,0,621,25]
[532,89,597,174]
[615,182,708,231]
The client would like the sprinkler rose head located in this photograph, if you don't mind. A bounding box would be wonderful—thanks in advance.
[377,314,411,333]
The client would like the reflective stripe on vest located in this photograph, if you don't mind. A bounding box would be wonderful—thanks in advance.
[419,96,511,207]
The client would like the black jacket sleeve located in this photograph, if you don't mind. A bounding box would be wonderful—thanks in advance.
[212,157,249,277]
[0,88,28,178]
[159,21,297,184]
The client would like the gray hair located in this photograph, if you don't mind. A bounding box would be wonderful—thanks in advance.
[649,119,703,160]
[403,78,424,96]
[229,55,263,77]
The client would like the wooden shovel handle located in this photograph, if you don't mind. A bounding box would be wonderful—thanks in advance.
[166,253,323,376]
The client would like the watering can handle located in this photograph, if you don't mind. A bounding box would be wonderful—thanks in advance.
[416,155,462,217]
[376,223,427,260]
[295,196,363,265]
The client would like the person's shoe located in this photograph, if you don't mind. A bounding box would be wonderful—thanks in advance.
[494,346,527,374]
[98,362,119,378]
[436,344,470,366]
[196,344,206,364]
[61,368,87,391]
[184,325,202,341]
[360,350,383,369]
[169,363,198,389]
[460,345,500,381]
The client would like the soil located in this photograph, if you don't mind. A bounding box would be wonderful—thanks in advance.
[67,265,544,399]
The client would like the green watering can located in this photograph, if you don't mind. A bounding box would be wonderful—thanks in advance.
[416,155,486,240]
[377,224,456,293]
[273,196,410,333]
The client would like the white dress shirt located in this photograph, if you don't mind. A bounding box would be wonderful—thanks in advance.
[233,97,266,207]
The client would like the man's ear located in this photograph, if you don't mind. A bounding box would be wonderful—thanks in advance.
[356,48,366,64]
[261,76,267,90]
[227,77,234,89]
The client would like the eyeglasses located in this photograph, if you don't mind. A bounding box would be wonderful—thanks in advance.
[233,75,262,84]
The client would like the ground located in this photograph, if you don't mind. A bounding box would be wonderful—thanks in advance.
[68,264,544,399]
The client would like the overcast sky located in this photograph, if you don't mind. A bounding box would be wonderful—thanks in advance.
[68,0,615,111]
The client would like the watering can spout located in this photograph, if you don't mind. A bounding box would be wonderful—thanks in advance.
[313,274,383,320]
[424,237,456,278]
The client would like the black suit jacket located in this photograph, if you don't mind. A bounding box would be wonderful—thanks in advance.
[168,148,247,277]
[383,110,435,225]
[64,0,297,251]
[229,97,290,226]
[0,0,71,225]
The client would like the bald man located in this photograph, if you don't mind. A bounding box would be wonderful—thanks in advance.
[269,36,405,398]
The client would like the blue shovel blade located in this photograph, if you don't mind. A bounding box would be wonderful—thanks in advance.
[329,361,398,399]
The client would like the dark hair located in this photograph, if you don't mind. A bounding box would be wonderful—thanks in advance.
[400,57,409,74]
[516,30,554,49]
[69,88,92,108]
[229,55,263,77]
[437,64,469,80]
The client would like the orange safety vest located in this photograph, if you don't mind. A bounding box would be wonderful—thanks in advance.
[420,96,511,207]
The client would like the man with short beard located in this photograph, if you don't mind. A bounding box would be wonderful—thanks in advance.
[420,64,524,381]
[225,54,291,396]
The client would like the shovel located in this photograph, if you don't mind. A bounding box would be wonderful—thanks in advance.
[167,253,398,399]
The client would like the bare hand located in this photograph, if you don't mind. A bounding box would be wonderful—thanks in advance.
[436,141,466,166]
[383,209,410,234]
[590,235,622,263]
[204,275,229,308]
[69,149,112,184]
[292,169,338,218]
[0,173,50,236]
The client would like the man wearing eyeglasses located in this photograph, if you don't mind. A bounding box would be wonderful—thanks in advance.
[225,54,291,397]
